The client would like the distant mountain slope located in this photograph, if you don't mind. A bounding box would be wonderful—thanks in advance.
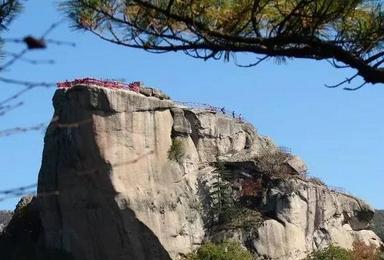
[373,210,384,241]
[0,211,13,232]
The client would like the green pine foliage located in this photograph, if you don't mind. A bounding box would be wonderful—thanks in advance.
[206,161,264,232]
[208,162,235,226]
[0,0,23,54]
[61,0,384,86]
[0,0,23,29]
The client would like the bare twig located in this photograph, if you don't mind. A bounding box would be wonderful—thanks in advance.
[0,123,46,137]
[0,101,23,116]
[0,48,27,71]
[3,37,76,47]
[0,184,37,195]
[0,19,75,114]
[0,77,55,87]
[236,55,270,67]
[0,115,94,137]
[0,183,37,202]
[325,73,359,88]
[4,51,55,65]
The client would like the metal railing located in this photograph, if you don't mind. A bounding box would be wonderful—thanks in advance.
[174,101,246,122]
[56,78,141,92]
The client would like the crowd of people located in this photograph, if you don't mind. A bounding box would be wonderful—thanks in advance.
[56,78,141,92]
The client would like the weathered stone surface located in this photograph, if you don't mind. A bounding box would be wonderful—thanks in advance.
[170,108,191,136]
[39,86,218,260]
[250,178,382,259]
[0,210,12,233]
[139,86,170,100]
[36,85,382,260]
[139,86,153,97]
[285,156,308,175]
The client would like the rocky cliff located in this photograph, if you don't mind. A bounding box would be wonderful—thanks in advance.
[31,85,382,260]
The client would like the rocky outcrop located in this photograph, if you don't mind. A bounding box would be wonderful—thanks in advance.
[245,178,381,259]
[0,196,76,260]
[35,85,382,260]
[0,196,41,260]
[373,210,384,241]
[0,210,12,233]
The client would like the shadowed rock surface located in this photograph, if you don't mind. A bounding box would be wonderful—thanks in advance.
[373,210,384,241]
[0,196,76,260]
[0,210,12,233]
[6,85,381,260]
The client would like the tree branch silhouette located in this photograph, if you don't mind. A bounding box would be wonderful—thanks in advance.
[0,184,37,202]
[0,19,75,118]
[62,0,384,89]
[0,3,76,205]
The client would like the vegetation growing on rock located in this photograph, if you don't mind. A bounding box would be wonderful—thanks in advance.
[168,138,185,162]
[186,240,253,260]
[219,207,263,232]
[255,147,293,176]
[307,245,353,260]
[207,162,234,226]
[307,176,326,186]
[307,241,383,260]
[205,162,263,233]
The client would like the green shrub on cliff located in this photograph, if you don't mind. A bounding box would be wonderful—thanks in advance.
[307,242,383,260]
[186,240,253,260]
[168,139,184,162]
[307,245,352,260]
[220,207,263,232]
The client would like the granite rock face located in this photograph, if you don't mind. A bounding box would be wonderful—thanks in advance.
[36,85,382,260]
[249,178,381,259]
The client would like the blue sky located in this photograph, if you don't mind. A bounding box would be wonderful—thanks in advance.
[0,1,383,210]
